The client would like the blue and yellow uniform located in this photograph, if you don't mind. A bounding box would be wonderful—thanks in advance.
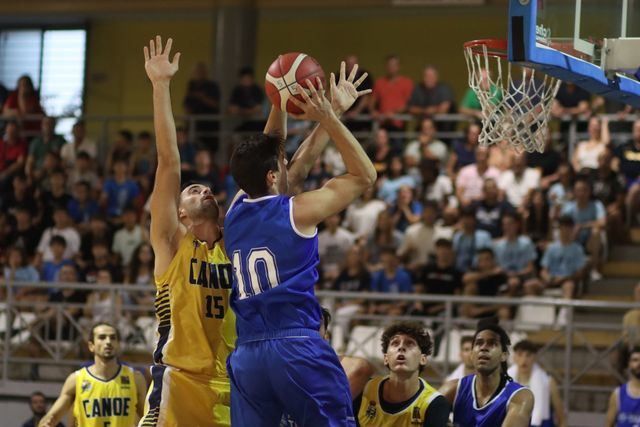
[139,232,236,427]
[73,364,138,427]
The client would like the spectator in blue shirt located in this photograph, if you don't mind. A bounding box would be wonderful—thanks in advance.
[3,246,40,302]
[67,180,99,230]
[493,212,538,294]
[378,155,416,204]
[561,176,606,280]
[390,185,423,233]
[100,159,140,221]
[453,205,493,272]
[41,235,73,283]
[370,247,413,315]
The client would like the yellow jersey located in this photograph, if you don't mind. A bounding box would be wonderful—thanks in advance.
[153,231,236,377]
[357,375,442,426]
[73,364,138,427]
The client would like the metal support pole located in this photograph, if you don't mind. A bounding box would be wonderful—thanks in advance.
[563,304,574,415]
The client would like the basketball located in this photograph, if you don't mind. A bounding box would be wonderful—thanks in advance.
[265,52,325,114]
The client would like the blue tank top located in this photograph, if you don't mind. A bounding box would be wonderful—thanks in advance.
[616,383,640,427]
[224,194,321,338]
[453,374,527,427]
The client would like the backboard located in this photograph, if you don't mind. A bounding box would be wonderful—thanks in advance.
[508,0,640,107]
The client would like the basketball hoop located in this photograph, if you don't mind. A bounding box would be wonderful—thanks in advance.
[463,39,561,153]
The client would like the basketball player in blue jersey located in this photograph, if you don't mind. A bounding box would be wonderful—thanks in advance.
[440,318,534,427]
[224,64,376,426]
[606,346,640,427]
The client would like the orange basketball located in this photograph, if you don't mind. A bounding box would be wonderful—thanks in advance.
[265,52,325,114]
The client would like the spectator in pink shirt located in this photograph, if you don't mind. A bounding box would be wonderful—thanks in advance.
[455,147,501,206]
[369,55,414,131]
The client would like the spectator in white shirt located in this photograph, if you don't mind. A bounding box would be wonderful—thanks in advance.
[60,120,97,170]
[343,186,387,241]
[498,153,541,208]
[112,207,144,267]
[445,335,475,381]
[398,200,438,273]
[318,213,356,283]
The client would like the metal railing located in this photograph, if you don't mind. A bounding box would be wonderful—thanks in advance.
[1,281,637,412]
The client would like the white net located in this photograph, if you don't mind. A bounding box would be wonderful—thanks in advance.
[464,41,561,153]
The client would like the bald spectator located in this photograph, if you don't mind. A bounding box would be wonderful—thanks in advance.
[404,117,448,167]
[455,147,501,206]
[370,54,414,131]
[498,153,541,208]
[408,65,455,117]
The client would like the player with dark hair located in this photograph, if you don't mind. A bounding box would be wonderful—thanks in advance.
[440,318,534,426]
[353,321,450,426]
[225,62,375,426]
[606,346,640,427]
[39,323,146,427]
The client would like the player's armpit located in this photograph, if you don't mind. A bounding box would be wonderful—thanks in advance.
[501,388,534,427]
[38,372,76,427]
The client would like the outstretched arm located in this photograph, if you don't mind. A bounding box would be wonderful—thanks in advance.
[143,36,185,277]
[38,373,76,427]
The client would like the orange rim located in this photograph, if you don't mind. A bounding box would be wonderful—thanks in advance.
[463,39,508,59]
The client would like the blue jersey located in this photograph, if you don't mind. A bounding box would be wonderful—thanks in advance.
[224,194,321,338]
[453,374,527,427]
[616,383,640,427]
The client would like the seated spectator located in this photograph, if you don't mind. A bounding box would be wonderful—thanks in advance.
[447,122,479,177]
[498,153,541,208]
[508,340,566,427]
[445,335,475,381]
[20,391,63,427]
[369,247,413,315]
[365,210,404,272]
[105,129,133,174]
[390,185,422,232]
[407,65,455,117]
[4,174,38,218]
[35,207,81,266]
[473,178,515,238]
[571,116,610,174]
[368,128,393,176]
[548,163,575,217]
[369,54,414,131]
[78,214,113,265]
[36,151,63,192]
[523,189,552,244]
[67,151,100,192]
[182,148,224,201]
[493,212,537,294]
[41,236,73,282]
[343,186,387,241]
[11,206,41,258]
[0,120,28,191]
[459,69,501,120]
[130,131,157,181]
[83,269,125,329]
[527,134,563,190]
[25,116,65,182]
[377,155,416,204]
[524,216,587,323]
[100,159,140,220]
[39,264,86,341]
[1,246,40,301]
[319,214,356,283]
[455,146,500,206]
[593,149,626,243]
[183,62,220,150]
[434,205,459,242]
[404,117,448,167]
[412,238,462,316]
[561,176,606,280]
[453,206,493,272]
[398,200,438,272]
[302,157,331,192]
[125,242,155,308]
[112,207,144,267]
[67,181,99,230]
[60,120,97,170]
[552,82,591,119]
[228,66,265,132]
[83,241,123,284]
[40,168,72,226]
[615,119,640,225]
[2,75,44,134]
[176,126,197,172]
[460,248,510,319]
[419,159,454,208]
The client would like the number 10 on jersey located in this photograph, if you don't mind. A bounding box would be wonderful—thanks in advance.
[232,248,281,299]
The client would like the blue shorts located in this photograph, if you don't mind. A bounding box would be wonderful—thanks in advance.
[227,328,355,427]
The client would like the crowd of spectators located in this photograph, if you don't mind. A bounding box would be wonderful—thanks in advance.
[2,54,640,356]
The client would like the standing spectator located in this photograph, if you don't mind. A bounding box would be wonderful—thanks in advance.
[527,134,563,190]
[572,116,610,173]
[456,147,501,206]
[474,178,515,238]
[377,156,416,204]
[404,117,448,167]
[407,65,455,117]
[370,54,414,131]
[67,180,100,229]
[615,119,640,225]
[60,120,97,170]
[67,151,100,192]
[228,66,265,132]
[111,207,144,267]
[35,207,81,265]
[343,186,387,240]
[20,391,64,427]
[509,340,567,427]
[593,149,626,243]
[365,210,405,271]
[398,200,438,272]
[0,120,28,191]
[183,62,220,150]
[369,248,413,315]
[24,116,66,181]
[40,236,73,282]
[2,75,44,134]
[459,69,501,120]
[105,130,133,175]
[460,248,510,319]
[101,159,140,220]
[2,246,40,301]
[498,153,541,208]
[493,212,537,293]
[419,158,454,208]
[390,185,422,232]
[318,214,356,283]
[447,122,479,177]
[453,206,493,272]
[342,55,373,133]
[561,177,607,280]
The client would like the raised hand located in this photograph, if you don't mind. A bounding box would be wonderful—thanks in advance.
[144,35,181,84]
[330,61,372,115]
[289,78,336,123]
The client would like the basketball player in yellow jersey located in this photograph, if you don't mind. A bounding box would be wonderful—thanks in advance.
[139,36,235,427]
[39,323,146,427]
[353,322,450,427]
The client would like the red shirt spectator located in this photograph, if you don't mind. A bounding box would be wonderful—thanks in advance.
[370,55,414,130]
[2,75,44,134]
[0,121,28,179]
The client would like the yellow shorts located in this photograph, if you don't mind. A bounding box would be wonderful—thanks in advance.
[139,365,230,427]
